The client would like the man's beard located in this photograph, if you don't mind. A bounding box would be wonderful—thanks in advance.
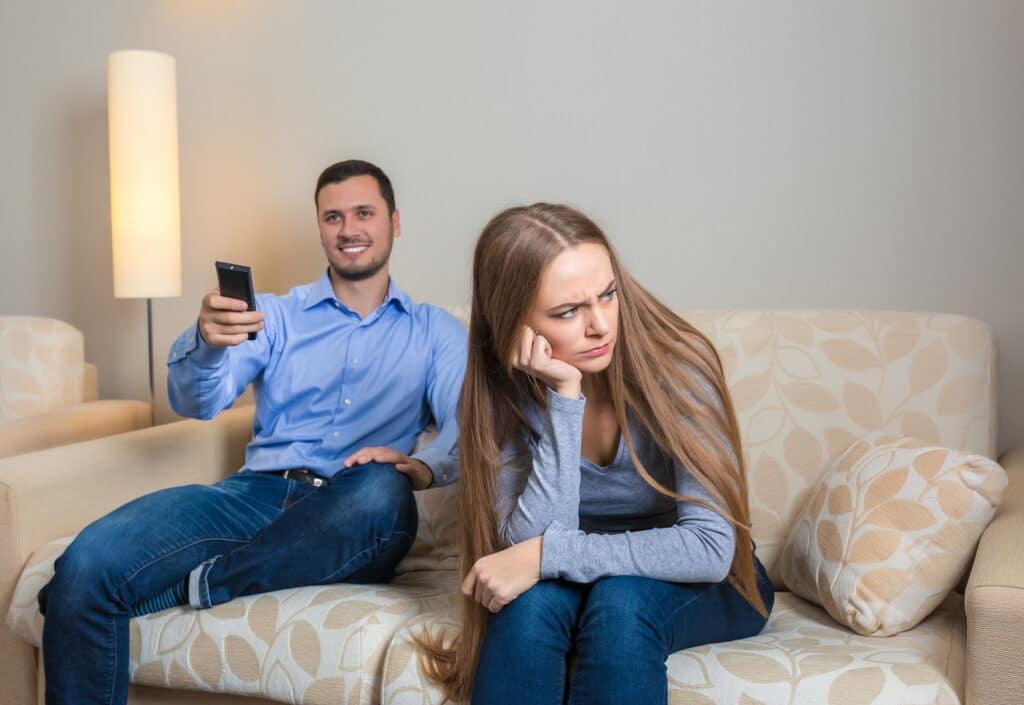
[330,235,394,282]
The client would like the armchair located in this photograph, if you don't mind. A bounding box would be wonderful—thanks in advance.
[0,317,151,458]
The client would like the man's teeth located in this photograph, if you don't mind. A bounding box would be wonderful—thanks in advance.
[342,245,369,253]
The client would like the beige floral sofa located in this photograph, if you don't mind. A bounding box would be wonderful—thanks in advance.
[2,311,1021,705]
[0,316,151,459]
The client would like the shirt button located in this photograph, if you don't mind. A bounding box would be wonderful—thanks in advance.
[344,399,351,406]
[352,358,359,364]
[333,431,339,437]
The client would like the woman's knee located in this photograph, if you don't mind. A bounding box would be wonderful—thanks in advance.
[487,580,581,643]
[577,577,675,656]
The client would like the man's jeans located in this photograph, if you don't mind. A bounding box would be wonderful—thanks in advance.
[471,555,774,705]
[37,463,417,705]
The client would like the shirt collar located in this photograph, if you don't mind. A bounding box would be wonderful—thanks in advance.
[304,269,412,315]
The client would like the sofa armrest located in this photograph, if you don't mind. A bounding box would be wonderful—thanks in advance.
[83,362,98,402]
[0,405,254,705]
[0,404,254,557]
[0,400,152,459]
[964,448,1024,705]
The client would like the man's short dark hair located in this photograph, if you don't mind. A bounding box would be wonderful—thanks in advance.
[315,159,396,215]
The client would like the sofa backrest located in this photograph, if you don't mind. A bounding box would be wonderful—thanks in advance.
[685,310,996,586]
[0,317,85,422]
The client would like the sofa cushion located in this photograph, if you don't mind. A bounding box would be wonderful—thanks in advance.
[395,485,459,574]
[684,311,995,588]
[381,591,966,705]
[779,432,1005,636]
[9,538,458,705]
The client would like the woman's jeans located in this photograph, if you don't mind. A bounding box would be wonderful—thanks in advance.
[37,464,417,705]
[471,556,774,705]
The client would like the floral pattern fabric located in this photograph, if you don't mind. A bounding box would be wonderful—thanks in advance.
[779,431,1005,635]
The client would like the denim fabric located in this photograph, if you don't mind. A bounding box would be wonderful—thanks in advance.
[37,464,416,705]
[471,555,774,705]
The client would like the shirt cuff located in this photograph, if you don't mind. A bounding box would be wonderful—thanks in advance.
[168,322,228,368]
[539,521,578,580]
[412,445,457,487]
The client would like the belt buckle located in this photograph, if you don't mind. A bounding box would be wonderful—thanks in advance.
[285,469,325,487]
[298,469,325,488]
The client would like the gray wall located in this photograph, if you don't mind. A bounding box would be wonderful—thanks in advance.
[2,1,1022,452]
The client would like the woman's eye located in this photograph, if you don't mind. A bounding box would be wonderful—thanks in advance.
[557,307,578,319]
[600,288,617,302]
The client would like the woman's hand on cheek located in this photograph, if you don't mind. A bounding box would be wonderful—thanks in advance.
[510,326,583,399]
[461,536,543,613]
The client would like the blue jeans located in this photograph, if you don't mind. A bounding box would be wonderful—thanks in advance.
[471,556,774,705]
[37,463,417,705]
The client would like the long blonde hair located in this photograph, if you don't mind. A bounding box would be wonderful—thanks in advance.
[419,204,765,701]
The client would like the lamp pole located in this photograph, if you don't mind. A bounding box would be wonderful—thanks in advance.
[147,298,155,425]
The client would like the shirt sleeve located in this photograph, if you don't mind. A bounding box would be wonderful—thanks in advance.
[497,388,586,545]
[538,460,736,584]
[539,366,738,584]
[411,308,468,487]
[166,295,274,420]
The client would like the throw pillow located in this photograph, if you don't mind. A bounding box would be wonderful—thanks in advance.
[779,431,1006,636]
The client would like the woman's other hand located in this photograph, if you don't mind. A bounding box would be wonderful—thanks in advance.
[510,326,583,399]
[462,536,543,613]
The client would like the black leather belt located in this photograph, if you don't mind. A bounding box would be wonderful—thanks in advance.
[277,468,327,487]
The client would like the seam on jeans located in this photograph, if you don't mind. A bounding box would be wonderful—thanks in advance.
[117,536,251,594]
[321,529,414,583]
[108,615,117,705]
[662,584,709,625]
[658,583,722,653]
[280,477,319,513]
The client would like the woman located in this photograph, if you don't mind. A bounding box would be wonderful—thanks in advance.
[421,204,773,705]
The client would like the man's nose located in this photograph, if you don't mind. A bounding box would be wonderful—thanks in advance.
[340,219,360,237]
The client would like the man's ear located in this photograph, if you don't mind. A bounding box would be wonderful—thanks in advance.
[392,209,401,238]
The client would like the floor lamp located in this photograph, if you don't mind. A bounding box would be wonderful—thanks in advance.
[108,50,182,425]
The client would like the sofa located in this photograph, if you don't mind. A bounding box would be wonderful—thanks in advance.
[0,316,151,459]
[2,310,1021,705]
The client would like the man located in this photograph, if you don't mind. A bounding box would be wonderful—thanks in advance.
[38,159,467,705]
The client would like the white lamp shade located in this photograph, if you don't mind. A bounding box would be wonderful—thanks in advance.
[108,50,182,298]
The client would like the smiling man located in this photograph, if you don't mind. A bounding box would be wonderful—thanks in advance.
[37,160,467,705]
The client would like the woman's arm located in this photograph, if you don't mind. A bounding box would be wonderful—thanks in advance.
[497,388,586,544]
[538,462,737,584]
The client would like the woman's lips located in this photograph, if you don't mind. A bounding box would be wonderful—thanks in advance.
[581,344,610,360]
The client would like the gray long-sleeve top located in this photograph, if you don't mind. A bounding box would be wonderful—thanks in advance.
[497,389,736,584]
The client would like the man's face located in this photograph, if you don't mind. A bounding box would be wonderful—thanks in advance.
[317,175,400,282]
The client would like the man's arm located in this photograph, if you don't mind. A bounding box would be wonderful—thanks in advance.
[167,290,269,419]
[410,309,468,487]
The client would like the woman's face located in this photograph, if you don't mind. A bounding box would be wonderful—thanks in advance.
[526,243,619,375]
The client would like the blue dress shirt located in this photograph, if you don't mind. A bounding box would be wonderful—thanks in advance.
[167,271,467,486]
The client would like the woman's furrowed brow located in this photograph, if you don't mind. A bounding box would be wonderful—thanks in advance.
[545,279,616,312]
